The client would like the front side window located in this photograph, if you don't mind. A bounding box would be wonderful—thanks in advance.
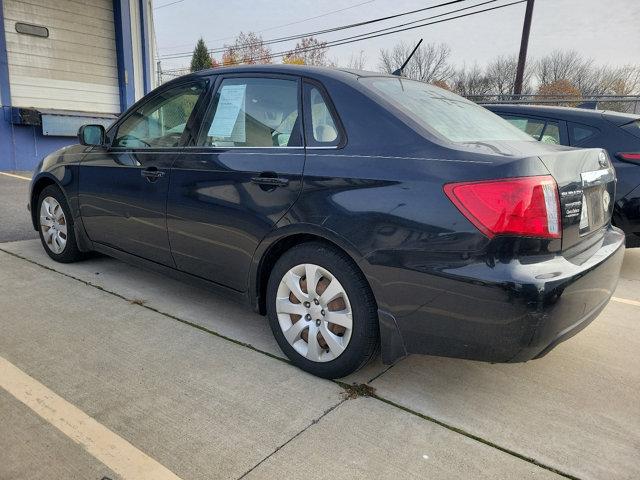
[540,121,561,144]
[503,115,545,139]
[305,84,340,146]
[360,77,534,143]
[503,115,560,144]
[114,81,206,148]
[199,77,300,147]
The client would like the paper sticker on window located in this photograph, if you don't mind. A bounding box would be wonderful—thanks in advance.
[209,84,246,142]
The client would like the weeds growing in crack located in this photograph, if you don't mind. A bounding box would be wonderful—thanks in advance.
[341,383,376,399]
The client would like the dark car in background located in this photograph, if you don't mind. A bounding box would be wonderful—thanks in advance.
[28,66,624,378]
[486,104,640,246]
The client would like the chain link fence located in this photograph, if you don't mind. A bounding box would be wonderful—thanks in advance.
[158,67,192,85]
[467,94,640,114]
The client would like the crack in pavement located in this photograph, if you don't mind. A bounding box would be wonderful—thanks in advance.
[0,246,584,480]
[236,398,348,479]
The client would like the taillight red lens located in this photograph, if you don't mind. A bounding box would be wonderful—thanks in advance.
[444,175,561,239]
[616,152,640,163]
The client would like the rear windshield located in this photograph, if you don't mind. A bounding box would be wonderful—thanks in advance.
[360,77,534,143]
[622,120,640,139]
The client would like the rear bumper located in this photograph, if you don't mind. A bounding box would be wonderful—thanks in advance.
[383,227,625,364]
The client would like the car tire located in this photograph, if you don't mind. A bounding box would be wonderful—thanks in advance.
[266,241,379,379]
[37,185,84,263]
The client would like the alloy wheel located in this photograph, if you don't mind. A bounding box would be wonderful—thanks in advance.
[275,263,353,362]
[40,196,67,254]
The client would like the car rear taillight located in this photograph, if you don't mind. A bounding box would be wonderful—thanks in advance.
[444,175,561,239]
[616,152,640,164]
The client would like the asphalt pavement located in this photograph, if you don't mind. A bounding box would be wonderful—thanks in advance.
[0,172,37,243]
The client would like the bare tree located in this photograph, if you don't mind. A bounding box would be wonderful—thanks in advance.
[220,31,272,65]
[535,50,595,94]
[451,64,492,97]
[346,50,367,70]
[486,54,533,96]
[282,37,329,66]
[587,65,640,95]
[378,42,453,83]
[535,50,640,97]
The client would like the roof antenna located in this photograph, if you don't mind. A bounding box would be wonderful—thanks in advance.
[392,38,423,76]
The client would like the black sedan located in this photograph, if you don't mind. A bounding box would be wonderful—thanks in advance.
[486,104,640,246]
[29,65,624,378]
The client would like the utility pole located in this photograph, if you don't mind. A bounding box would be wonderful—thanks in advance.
[514,0,535,95]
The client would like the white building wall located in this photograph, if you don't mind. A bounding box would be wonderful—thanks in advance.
[129,0,144,100]
[3,0,121,114]
[143,0,158,90]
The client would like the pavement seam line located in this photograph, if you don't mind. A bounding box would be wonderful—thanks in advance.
[612,296,640,307]
[0,248,586,479]
[236,398,348,479]
[0,356,183,480]
[0,247,289,365]
[369,393,582,480]
[0,172,31,181]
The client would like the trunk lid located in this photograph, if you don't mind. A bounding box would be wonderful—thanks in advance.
[537,148,615,252]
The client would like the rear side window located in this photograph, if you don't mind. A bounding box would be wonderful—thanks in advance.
[569,123,599,145]
[304,83,341,147]
[199,77,301,147]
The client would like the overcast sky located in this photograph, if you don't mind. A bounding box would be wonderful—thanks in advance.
[154,0,640,71]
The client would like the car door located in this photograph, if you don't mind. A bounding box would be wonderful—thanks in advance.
[501,114,568,145]
[79,79,209,266]
[167,74,305,291]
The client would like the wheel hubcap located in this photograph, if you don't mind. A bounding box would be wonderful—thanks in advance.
[276,263,353,363]
[39,196,67,254]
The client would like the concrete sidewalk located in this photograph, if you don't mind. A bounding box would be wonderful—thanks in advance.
[0,240,639,479]
[0,171,37,243]
[0,248,563,479]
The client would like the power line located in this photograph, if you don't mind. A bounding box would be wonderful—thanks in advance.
[159,0,470,60]
[154,0,185,10]
[163,0,526,70]
[158,0,377,52]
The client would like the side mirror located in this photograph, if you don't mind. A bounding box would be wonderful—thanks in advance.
[78,124,106,146]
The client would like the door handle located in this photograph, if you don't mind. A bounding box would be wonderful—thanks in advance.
[250,175,289,188]
[141,168,165,182]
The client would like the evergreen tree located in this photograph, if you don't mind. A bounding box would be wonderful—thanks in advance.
[190,38,213,72]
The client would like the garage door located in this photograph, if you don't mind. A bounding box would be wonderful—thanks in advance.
[3,0,121,114]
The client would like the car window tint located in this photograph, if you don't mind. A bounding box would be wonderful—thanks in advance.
[541,121,561,144]
[569,123,599,145]
[308,86,339,145]
[502,115,546,140]
[200,78,300,147]
[114,82,206,148]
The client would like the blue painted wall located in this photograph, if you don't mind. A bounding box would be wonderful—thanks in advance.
[0,0,151,171]
[0,113,73,171]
